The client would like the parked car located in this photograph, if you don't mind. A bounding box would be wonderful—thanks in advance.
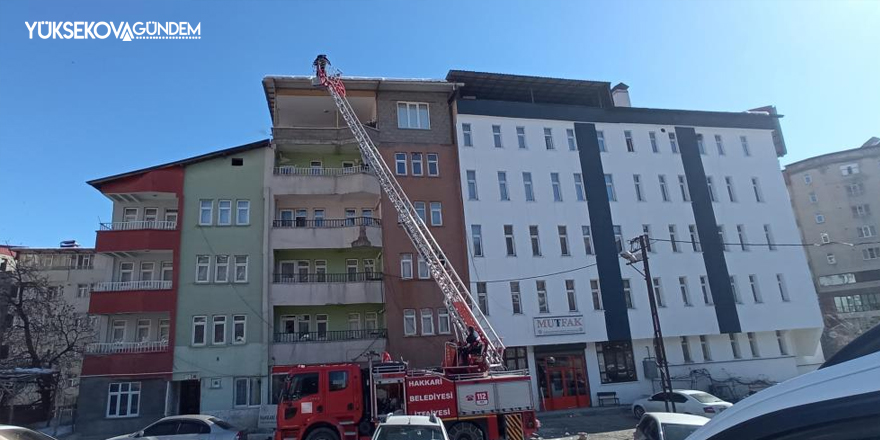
[372,414,449,440]
[686,323,880,439]
[107,415,244,440]
[633,412,709,440]
[631,390,732,419]
[0,426,59,440]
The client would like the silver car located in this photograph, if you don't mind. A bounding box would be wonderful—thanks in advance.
[108,415,244,440]
[0,425,60,440]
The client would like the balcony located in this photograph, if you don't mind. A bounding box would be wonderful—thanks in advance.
[82,347,172,376]
[271,329,387,365]
[86,340,169,354]
[270,166,380,196]
[270,272,383,306]
[95,222,178,253]
[93,280,172,292]
[272,218,382,249]
[89,281,175,314]
[272,125,378,146]
[100,221,177,231]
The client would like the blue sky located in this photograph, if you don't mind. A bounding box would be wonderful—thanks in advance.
[1,0,878,247]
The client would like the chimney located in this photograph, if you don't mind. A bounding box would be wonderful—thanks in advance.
[611,83,631,107]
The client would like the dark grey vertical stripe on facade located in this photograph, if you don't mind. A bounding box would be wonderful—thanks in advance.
[574,123,631,342]
[675,126,741,334]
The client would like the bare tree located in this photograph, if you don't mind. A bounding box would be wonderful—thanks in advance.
[0,259,93,417]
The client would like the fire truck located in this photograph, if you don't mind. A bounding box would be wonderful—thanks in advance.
[273,56,538,440]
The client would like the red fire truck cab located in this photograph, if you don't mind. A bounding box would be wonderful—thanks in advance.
[273,362,537,440]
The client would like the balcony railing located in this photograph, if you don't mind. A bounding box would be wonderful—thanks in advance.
[274,329,387,343]
[100,221,177,231]
[86,340,169,354]
[273,165,372,176]
[272,217,382,228]
[92,280,173,292]
[39,265,94,271]
[273,272,383,283]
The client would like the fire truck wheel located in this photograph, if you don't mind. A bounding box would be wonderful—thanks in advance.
[305,427,339,440]
[448,422,485,440]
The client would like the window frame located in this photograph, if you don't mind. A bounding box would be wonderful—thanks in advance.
[199,199,213,226]
[400,254,413,280]
[429,202,443,226]
[536,280,549,313]
[397,102,430,130]
[543,127,554,150]
[426,153,439,176]
[195,255,210,283]
[420,308,434,335]
[233,315,246,344]
[410,152,424,176]
[106,382,141,418]
[212,315,227,345]
[394,153,407,175]
[192,316,207,346]
[403,309,417,336]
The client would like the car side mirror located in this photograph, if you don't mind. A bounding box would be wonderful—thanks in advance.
[132,431,143,438]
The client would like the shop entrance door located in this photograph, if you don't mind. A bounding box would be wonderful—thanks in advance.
[539,355,590,410]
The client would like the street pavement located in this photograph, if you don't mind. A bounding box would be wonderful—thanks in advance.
[535,407,636,440]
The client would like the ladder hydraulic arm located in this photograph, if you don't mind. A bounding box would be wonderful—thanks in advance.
[312,55,505,368]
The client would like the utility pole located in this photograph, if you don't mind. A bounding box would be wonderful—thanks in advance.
[631,234,676,412]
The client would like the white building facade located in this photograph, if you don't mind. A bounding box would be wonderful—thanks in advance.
[448,72,824,411]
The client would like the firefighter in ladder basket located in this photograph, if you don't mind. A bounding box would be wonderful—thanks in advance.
[459,326,484,366]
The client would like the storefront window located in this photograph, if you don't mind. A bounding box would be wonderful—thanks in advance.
[504,347,529,371]
[596,341,637,383]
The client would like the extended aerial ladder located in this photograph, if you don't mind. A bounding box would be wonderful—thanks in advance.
[312,55,505,368]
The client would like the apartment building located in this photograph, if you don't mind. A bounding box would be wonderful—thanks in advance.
[783,137,880,357]
[449,71,824,410]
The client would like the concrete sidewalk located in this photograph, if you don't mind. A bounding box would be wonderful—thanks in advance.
[535,406,635,440]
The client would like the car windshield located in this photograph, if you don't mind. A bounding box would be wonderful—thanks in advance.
[0,429,57,440]
[661,423,702,440]
[690,392,723,403]
[374,426,444,440]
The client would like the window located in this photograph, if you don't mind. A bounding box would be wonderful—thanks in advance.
[840,163,860,175]
[678,175,690,202]
[548,172,562,201]
[624,130,635,152]
[471,225,484,257]
[233,315,246,344]
[144,207,159,223]
[212,315,226,345]
[827,253,837,264]
[417,256,429,279]
[522,172,535,201]
[590,279,603,310]
[669,225,680,252]
[429,202,442,226]
[700,276,713,305]
[764,224,776,250]
[411,153,423,176]
[346,259,359,281]
[543,127,554,150]
[714,134,725,155]
[420,308,434,335]
[565,279,578,311]
[815,214,826,224]
[192,316,206,346]
[400,254,413,279]
[681,337,693,363]
[426,153,439,176]
[803,173,812,184]
[111,320,126,342]
[707,176,717,202]
[234,255,248,283]
[234,377,262,407]
[622,279,634,308]
[497,171,510,201]
[466,170,478,200]
[668,132,679,153]
[749,275,763,303]
[729,275,743,304]
[740,135,751,156]
[161,261,173,281]
[776,330,788,355]
[504,225,516,256]
[736,225,748,251]
[106,382,140,418]
[516,126,527,149]
[328,371,349,392]
[77,284,90,298]
[437,309,450,334]
[529,225,542,256]
[776,274,790,301]
[492,125,503,148]
[199,200,213,225]
[136,319,150,342]
[596,341,637,383]
[634,174,645,201]
[846,182,864,196]
[730,334,742,358]
[403,309,416,336]
[597,131,606,152]
[504,347,528,371]
[613,225,623,252]
[747,332,760,357]
[567,128,577,150]
[536,280,549,313]
[652,278,665,307]
[558,226,570,256]
[462,123,473,147]
[808,192,818,203]
[852,204,871,218]
[397,102,429,129]
[602,174,617,201]
[863,247,880,260]
[414,201,427,223]
[689,225,701,252]
[679,277,692,306]
[123,207,138,223]
[158,319,170,342]
[723,177,737,202]
[574,173,586,201]
[510,282,522,314]
[643,225,653,252]
[394,153,407,175]
[582,226,593,255]
[645,131,659,153]
[214,255,229,283]
[718,225,728,251]
[699,336,712,361]
[857,225,877,238]
[697,134,706,155]
[476,282,489,315]
[196,256,210,283]
[751,177,764,202]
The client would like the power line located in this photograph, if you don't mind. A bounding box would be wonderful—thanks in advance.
[647,236,880,248]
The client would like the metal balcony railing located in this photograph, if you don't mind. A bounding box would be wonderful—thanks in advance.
[92,280,173,292]
[272,272,383,283]
[41,265,94,271]
[272,217,381,228]
[99,221,177,231]
[273,165,372,176]
[86,340,169,354]
[274,329,387,343]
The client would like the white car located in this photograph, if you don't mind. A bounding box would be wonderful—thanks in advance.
[633,413,709,440]
[108,415,244,440]
[372,414,449,440]
[631,390,732,419]
[0,425,60,440]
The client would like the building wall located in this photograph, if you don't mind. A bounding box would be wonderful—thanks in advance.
[77,377,167,437]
